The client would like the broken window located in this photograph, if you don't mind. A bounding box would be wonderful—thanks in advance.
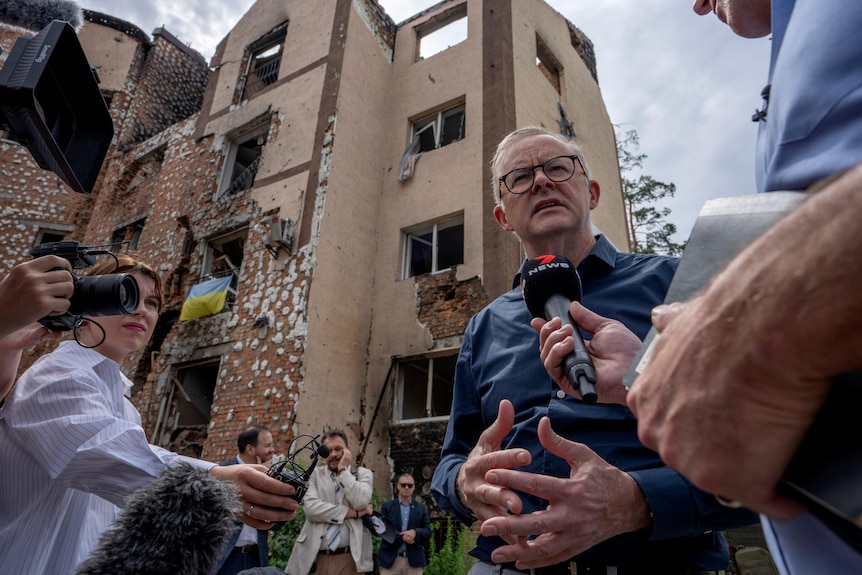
[204,229,246,276]
[239,22,288,101]
[411,102,465,153]
[219,127,267,197]
[151,359,219,453]
[396,353,457,421]
[33,229,66,246]
[202,229,246,307]
[415,4,467,61]
[536,34,562,94]
[110,218,146,252]
[402,215,464,279]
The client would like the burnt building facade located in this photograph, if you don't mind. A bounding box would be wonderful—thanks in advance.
[0,0,626,510]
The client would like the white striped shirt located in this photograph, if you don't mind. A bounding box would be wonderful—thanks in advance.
[0,341,213,574]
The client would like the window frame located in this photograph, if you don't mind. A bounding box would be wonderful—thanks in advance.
[414,2,468,61]
[394,351,458,423]
[217,124,269,198]
[238,21,288,102]
[410,102,465,153]
[401,215,464,279]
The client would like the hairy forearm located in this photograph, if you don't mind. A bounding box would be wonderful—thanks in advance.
[701,163,862,379]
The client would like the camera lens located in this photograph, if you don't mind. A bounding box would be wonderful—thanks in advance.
[69,273,140,317]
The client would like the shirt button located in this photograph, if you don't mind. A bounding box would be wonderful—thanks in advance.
[555,389,566,399]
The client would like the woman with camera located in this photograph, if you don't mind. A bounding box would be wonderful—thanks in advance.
[0,253,297,574]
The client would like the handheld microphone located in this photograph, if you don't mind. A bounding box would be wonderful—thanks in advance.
[0,0,83,31]
[521,254,598,404]
[73,464,240,575]
[266,434,330,526]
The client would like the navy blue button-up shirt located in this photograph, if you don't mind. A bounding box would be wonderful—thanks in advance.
[431,235,755,569]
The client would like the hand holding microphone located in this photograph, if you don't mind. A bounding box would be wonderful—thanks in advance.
[522,255,644,404]
[521,255,597,403]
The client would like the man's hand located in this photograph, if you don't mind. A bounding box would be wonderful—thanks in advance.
[627,298,814,520]
[456,400,530,531]
[338,447,353,473]
[532,301,641,405]
[481,417,651,569]
[0,256,74,340]
[209,464,299,530]
[401,528,416,544]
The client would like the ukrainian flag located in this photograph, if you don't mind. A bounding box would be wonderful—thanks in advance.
[179,275,233,321]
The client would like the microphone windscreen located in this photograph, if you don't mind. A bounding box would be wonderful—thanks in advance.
[317,443,331,457]
[520,255,582,319]
[73,463,240,575]
[0,0,84,31]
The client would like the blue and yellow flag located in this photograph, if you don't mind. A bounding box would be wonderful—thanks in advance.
[179,275,233,321]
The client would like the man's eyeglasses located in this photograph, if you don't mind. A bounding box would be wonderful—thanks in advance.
[399,483,414,488]
[499,155,584,195]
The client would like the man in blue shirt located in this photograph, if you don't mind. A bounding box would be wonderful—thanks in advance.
[627,2,862,574]
[431,126,755,575]
[378,473,431,574]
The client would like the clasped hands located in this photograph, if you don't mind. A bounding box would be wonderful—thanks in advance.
[456,400,650,570]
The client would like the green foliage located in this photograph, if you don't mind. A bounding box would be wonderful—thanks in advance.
[617,128,686,257]
[424,519,474,575]
[268,505,305,570]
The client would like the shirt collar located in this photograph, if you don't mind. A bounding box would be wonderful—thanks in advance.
[511,234,617,289]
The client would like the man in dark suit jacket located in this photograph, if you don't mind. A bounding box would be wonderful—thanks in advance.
[213,426,275,575]
[377,473,431,574]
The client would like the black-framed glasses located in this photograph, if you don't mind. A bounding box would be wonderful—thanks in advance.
[399,483,414,488]
[499,155,583,195]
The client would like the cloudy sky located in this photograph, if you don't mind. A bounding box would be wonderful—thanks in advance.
[79,0,771,242]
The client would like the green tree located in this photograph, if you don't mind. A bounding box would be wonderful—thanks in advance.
[617,128,686,257]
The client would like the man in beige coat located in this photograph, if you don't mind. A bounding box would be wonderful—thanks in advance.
[285,429,374,575]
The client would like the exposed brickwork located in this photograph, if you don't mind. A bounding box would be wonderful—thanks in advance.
[115,32,209,149]
[415,268,489,340]
[567,21,598,84]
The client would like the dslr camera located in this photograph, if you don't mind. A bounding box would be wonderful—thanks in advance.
[31,241,140,331]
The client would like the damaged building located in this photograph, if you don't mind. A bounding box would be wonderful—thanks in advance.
[0,0,628,512]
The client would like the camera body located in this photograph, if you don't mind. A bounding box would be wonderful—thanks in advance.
[31,240,140,331]
[265,465,310,503]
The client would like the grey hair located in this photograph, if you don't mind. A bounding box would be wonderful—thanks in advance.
[490,126,591,206]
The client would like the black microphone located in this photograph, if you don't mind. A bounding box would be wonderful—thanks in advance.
[266,434,330,526]
[73,463,240,575]
[0,0,83,31]
[521,254,598,404]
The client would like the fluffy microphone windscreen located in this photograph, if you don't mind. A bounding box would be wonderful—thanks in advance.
[73,464,240,575]
[0,0,84,31]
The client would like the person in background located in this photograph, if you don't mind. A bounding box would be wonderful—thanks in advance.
[285,429,374,575]
[216,425,278,575]
[626,1,862,574]
[377,473,431,575]
[431,126,756,574]
[0,253,297,574]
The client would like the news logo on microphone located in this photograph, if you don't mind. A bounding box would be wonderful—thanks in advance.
[521,254,598,403]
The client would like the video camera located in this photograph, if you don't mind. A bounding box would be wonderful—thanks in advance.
[31,240,139,332]
[0,19,113,194]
